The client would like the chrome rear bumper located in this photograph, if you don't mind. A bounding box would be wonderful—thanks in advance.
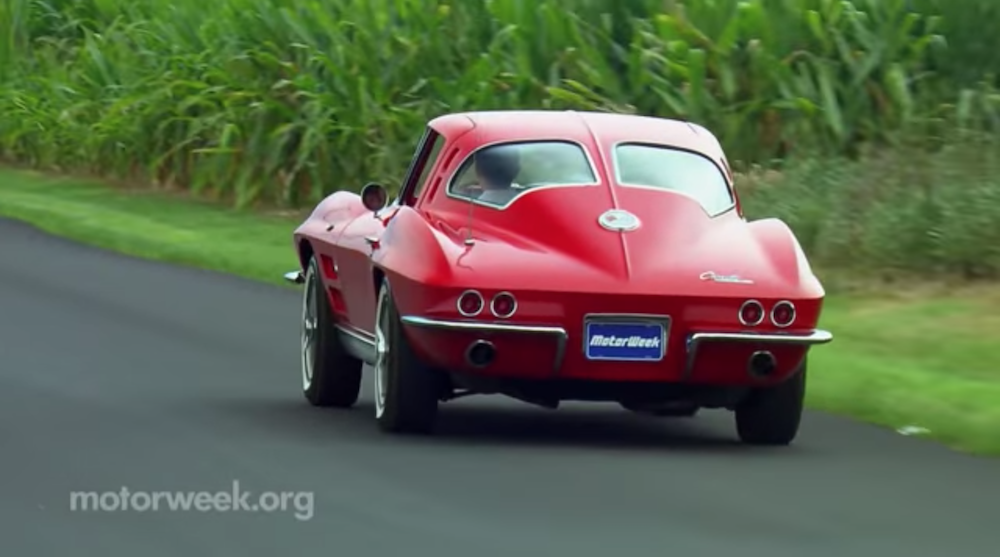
[684,329,833,379]
[400,316,569,373]
[401,315,831,379]
[689,330,833,346]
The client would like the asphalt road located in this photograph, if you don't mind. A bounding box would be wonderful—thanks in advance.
[1,216,998,557]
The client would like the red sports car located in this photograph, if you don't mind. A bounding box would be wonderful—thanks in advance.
[284,110,833,445]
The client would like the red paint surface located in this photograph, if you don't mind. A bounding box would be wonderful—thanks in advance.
[292,111,826,385]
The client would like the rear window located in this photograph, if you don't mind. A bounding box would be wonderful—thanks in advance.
[449,141,597,207]
[614,143,734,215]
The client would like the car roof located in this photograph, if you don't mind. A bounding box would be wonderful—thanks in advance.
[427,110,725,159]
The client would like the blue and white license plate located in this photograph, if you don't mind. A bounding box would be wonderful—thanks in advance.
[584,321,667,361]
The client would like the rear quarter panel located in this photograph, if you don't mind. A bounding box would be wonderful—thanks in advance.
[744,217,826,331]
[292,191,368,268]
[372,206,463,318]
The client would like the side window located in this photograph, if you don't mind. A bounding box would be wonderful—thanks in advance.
[412,134,446,200]
[400,130,445,206]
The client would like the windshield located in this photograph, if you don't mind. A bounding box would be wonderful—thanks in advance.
[614,143,734,215]
[449,141,597,207]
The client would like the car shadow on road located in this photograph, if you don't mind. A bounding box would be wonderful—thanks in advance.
[424,402,749,452]
[213,394,790,454]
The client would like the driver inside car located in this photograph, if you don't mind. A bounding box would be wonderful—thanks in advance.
[473,146,521,205]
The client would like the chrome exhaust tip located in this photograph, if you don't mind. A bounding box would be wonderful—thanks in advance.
[465,340,496,368]
[748,350,777,378]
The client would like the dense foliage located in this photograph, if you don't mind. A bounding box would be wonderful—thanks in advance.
[0,0,998,276]
[741,132,1000,280]
[1,0,997,202]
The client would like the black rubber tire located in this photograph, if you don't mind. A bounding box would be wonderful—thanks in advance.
[734,361,807,446]
[302,256,363,408]
[375,280,441,434]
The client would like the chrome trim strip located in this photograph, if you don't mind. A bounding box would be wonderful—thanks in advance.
[581,313,671,362]
[400,316,568,373]
[689,330,833,345]
[335,324,376,365]
[401,316,565,335]
[336,323,375,344]
[283,270,304,284]
[683,329,833,380]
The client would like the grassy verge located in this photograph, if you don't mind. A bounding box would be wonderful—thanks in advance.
[0,169,301,285]
[810,289,1000,455]
[1,168,998,456]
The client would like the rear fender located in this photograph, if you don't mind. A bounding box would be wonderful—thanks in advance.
[372,207,456,313]
[302,191,365,228]
[746,218,824,296]
[292,191,368,269]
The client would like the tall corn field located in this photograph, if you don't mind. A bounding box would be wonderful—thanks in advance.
[0,0,998,208]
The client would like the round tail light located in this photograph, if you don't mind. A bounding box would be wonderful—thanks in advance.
[771,301,796,328]
[490,292,517,318]
[457,290,484,317]
[739,300,765,327]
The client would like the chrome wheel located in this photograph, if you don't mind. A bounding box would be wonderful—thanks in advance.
[300,266,318,391]
[373,284,391,418]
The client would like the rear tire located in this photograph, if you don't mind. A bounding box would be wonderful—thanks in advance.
[300,256,363,408]
[373,280,442,434]
[734,361,806,446]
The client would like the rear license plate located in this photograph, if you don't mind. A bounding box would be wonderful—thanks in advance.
[584,321,667,361]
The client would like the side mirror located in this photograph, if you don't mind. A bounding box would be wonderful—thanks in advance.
[360,182,388,212]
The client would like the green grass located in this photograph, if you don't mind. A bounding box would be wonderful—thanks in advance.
[810,291,1000,455]
[1,167,997,456]
[0,169,300,284]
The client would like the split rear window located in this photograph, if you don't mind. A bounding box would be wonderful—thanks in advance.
[614,143,734,215]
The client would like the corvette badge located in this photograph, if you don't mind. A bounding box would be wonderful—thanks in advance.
[700,271,754,285]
